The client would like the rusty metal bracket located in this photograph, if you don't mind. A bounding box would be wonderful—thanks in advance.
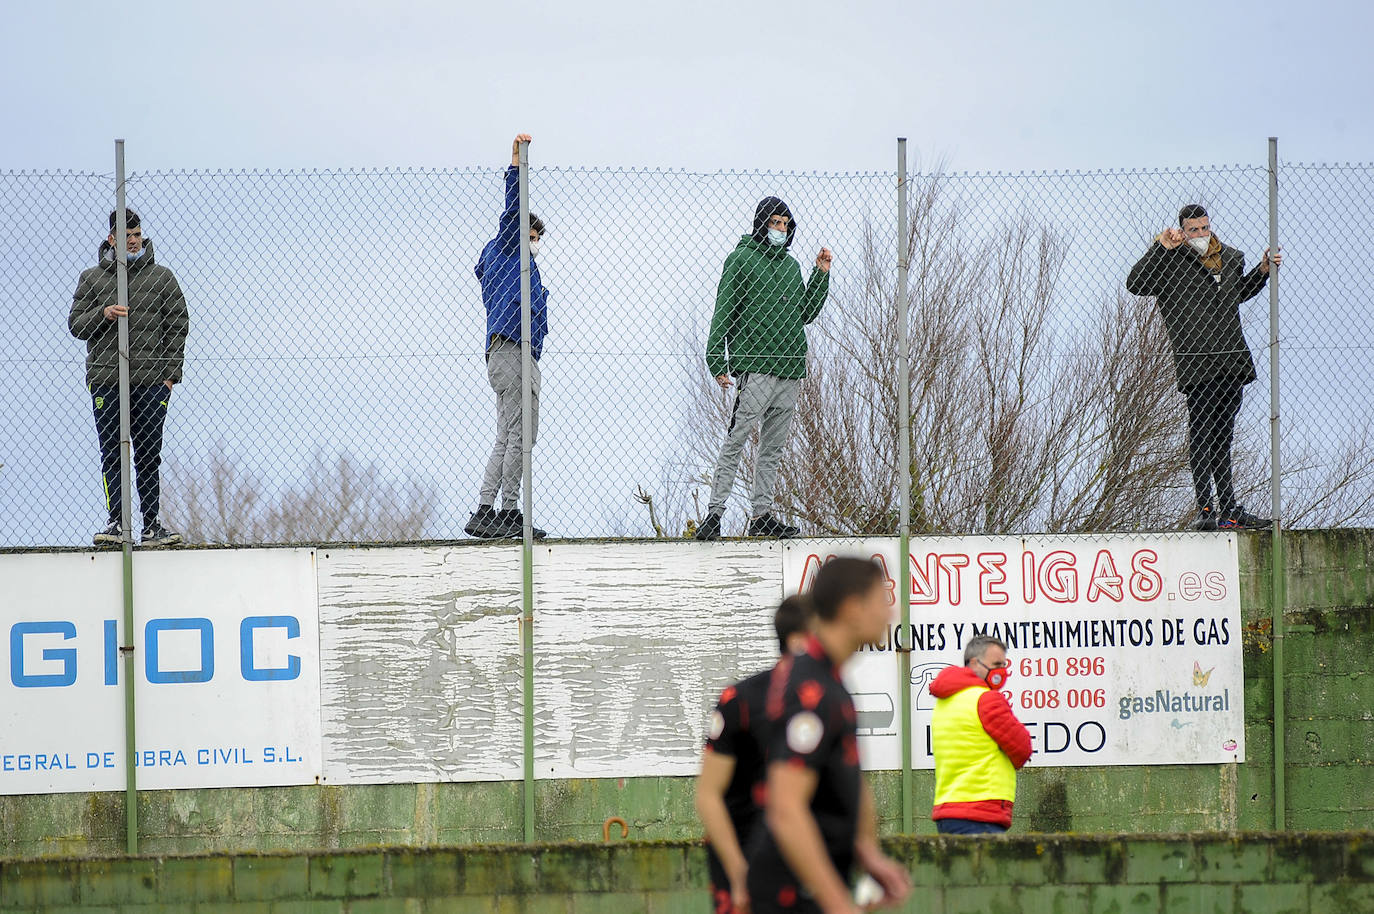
[602,816,629,843]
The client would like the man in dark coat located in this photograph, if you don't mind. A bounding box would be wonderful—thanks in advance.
[1126,204,1281,530]
[68,209,189,547]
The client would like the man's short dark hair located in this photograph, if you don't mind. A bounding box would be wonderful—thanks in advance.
[1178,203,1208,226]
[774,594,813,653]
[109,209,140,232]
[810,557,885,622]
[964,634,1007,665]
[529,214,545,236]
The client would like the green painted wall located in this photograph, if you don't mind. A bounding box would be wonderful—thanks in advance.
[2,530,1372,859]
[2,834,1371,913]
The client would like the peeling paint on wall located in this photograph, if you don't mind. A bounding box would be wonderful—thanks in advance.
[532,541,783,778]
[318,545,524,783]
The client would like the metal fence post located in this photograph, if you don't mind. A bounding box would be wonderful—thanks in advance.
[517,139,537,843]
[1267,135,1286,831]
[113,139,139,855]
[896,138,914,834]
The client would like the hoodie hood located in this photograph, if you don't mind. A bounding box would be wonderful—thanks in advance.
[929,664,990,699]
[99,238,155,271]
[751,196,796,249]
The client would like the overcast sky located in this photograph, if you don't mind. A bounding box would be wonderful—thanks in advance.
[5,0,1371,546]
[4,0,1369,174]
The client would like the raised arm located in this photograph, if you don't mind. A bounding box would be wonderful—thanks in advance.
[1126,228,1183,297]
[1237,248,1279,303]
[800,247,832,324]
[496,134,532,256]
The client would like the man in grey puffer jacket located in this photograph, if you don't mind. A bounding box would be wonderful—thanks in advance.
[68,209,189,546]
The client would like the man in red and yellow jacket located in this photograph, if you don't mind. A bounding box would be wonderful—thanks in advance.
[929,635,1032,834]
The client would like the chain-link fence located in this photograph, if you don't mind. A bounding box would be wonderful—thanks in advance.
[3,144,1372,548]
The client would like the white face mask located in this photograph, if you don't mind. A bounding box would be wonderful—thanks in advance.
[766,227,787,247]
[1188,235,1211,254]
[528,240,540,258]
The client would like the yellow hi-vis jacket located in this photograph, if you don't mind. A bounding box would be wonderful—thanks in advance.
[930,665,1032,827]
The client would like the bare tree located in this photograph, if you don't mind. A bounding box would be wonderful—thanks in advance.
[1278,419,1374,527]
[645,174,1374,536]
[163,448,436,544]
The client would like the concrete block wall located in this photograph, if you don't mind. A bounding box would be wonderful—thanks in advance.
[1,834,1371,913]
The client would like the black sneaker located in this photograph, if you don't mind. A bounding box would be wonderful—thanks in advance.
[141,520,183,547]
[1218,506,1272,530]
[464,505,505,539]
[496,509,547,541]
[1192,506,1218,532]
[694,513,723,541]
[748,513,800,539]
[93,520,123,546]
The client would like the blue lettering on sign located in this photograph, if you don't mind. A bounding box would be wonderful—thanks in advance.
[2,753,77,770]
[196,747,255,765]
[9,622,77,688]
[145,618,214,684]
[132,749,188,767]
[240,616,301,682]
[104,619,118,685]
[6,616,304,687]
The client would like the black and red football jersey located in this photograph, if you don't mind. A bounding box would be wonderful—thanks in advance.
[747,635,862,912]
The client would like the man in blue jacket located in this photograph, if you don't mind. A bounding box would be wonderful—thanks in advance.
[465,134,550,540]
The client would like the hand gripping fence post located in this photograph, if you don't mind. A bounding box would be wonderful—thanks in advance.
[895,137,914,833]
[517,138,537,843]
[114,139,139,855]
[1267,136,1287,830]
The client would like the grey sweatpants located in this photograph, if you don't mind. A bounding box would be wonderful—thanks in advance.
[479,338,540,510]
[707,372,801,516]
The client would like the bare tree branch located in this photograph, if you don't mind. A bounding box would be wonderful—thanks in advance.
[163,448,436,544]
[643,173,1374,536]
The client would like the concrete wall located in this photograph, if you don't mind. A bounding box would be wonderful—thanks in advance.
[2,834,1371,913]
[2,530,1372,858]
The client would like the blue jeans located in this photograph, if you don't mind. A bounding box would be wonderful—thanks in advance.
[936,818,1008,835]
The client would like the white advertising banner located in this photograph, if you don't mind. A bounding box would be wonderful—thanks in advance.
[1,549,321,794]
[2,536,1245,795]
[782,535,1245,770]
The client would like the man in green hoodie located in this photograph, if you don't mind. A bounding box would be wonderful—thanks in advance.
[696,197,832,541]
